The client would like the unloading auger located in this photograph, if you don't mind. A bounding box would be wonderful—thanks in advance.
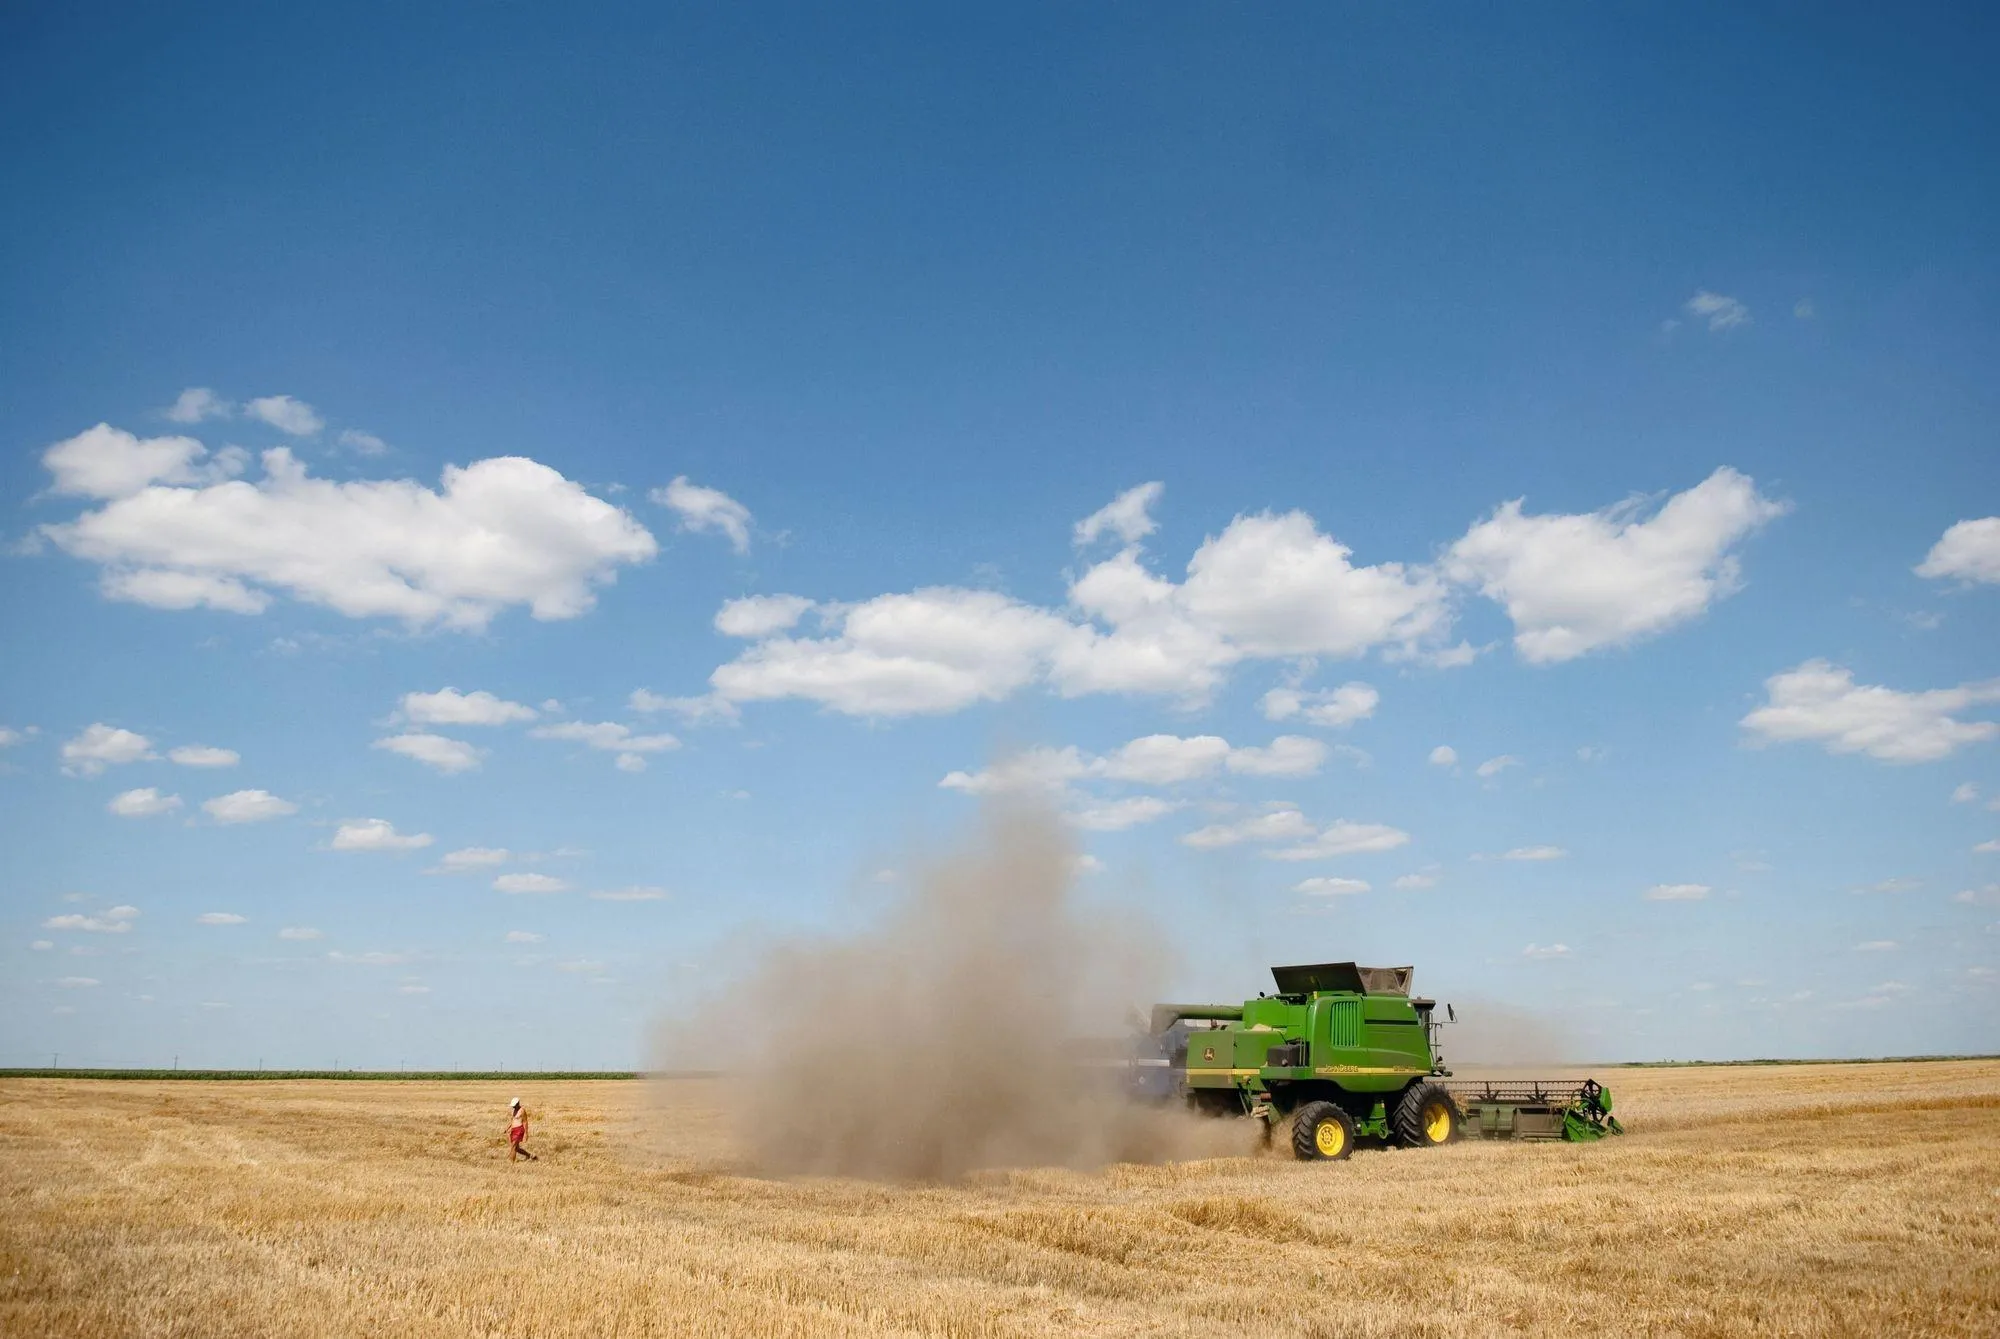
[1143,961,1625,1159]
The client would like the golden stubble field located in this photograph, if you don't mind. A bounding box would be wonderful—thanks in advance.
[2,1062,1997,1338]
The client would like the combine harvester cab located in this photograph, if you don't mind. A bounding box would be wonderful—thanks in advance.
[1151,962,1624,1160]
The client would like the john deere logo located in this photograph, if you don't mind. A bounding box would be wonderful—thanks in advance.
[1202,1046,1216,1061]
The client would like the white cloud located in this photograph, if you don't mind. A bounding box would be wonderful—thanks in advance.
[430,846,510,874]
[530,721,680,758]
[1685,290,1751,330]
[590,886,667,901]
[398,984,431,995]
[715,595,816,638]
[652,476,752,552]
[1953,885,1999,905]
[1072,796,1181,831]
[1793,299,1816,320]
[0,726,27,748]
[328,818,432,851]
[1074,482,1164,546]
[627,689,740,725]
[1268,820,1412,861]
[41,424,244,500]
[1446,468,1787,664]
[58,976,101,988]
[373,733,482,774]
[614,752,648,773]
[1259,682,1378,728]
[709,509,1448,717]
[163,388,231,424]
[1979,840,2000,854]
[401,688,537,726]
[337,429,388,456]
[943,733,1325,796]
[243,395,323,435]
[43,906,139,933]
[1475,755,1520,779]
[1392,872,1438,890]
[278,927,322,940]
[1643,883,1711,902]
[1916,517,2000,585]
[1854,877,1921,895]
[1224,736,1327,778]
[1741,660,2000,763]
[168,745,238,767]
[1428,745,1457,767]
[327,950,415,966]
[1488,846,1568,862]
[108,787,181,817]
[42,448,657,629]
[1953,783,1979,804]
[495,873,569,894]
[31,940,53,951]
[1180,805,1317,849]
[1522,943,1572,959]
[1855,940,1898,952]
[505,930,545,943]
[202,789,298,824]
[197,912,247,925]
[1293,876,1370,896]
[61,723,155,776]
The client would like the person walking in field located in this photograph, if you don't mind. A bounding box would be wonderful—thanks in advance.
[508,1097,537,1161]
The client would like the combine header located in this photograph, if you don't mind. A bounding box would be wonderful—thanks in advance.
[1146,961,1623,1159]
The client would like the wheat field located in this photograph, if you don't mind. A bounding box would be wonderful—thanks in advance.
[3,1061,1997,1337]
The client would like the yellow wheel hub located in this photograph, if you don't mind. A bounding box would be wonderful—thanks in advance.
[1314,1118,1346,1156]
[1424,1102,1453,1143]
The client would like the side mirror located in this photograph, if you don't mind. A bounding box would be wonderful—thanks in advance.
[1446,1004,1455,1022]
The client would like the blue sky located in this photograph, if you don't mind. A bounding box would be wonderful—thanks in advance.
[4,5,1997,1069]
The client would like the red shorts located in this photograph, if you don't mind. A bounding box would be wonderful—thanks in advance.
[509,1126,525,1144]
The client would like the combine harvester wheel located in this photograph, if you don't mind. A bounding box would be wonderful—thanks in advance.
[1290,1101,1356,1161]
[1393,1080,1461,1148]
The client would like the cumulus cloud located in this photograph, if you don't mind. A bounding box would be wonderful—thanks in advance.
[1259,682,1378,728]
[505,930,545,943]
[1685,291,1751,330]
[1643,883,1712,901]
[1485,845,1568,862]
[202,789,298,824]
[1180,805,1318,850]
[1070,796,1181,831]
[196,912,247,925]
[1392,872,1438,890]
[652,476,752,552]
[1741,660,2000,763]
[1916,518,2000,585]
[589,886,667,901]
[529,721,680,763]
[942,733,1325,797]
[715,595,816,638]
[401,688,537,726]
[58,976,101,988]
[1954,783,1980,804]
[1446,468,1787,663]
[108,787,180,817]
[1475,755,1520,779]
[168,745,238,767]
[0,726,27,748]
[1428,745,1457,767]
[243,395,323,435]
[373,733,482,774]
[1293,876,1370,896]
[1268,820,1413,861]
[1074,482,1164,546]
[495,873,568,894]
[1855,940,1898,952]
[430,846,510,874]
[1522,943,1572,959]
[327,950,415,966]
[163,388,231,424]
[43,906,140,933]
[61,723,155,776]
[41,446,657,629]
[627,689,740,725]
[328,818,432,851]
[278,927,322,940]
[337,429,388,456]
[41,424,249,500]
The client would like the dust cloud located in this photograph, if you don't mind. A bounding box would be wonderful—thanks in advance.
[1437,998,1582,1073]
[657,802,1257,1180]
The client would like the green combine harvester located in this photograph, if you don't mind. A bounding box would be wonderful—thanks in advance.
[1147,961,1622,1160]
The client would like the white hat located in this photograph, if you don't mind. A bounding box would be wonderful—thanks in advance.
[511,1096,521,1108]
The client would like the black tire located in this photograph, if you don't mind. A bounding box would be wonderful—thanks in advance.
[1393,1080,1460,1148]
[1290,1100,1356,1161]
